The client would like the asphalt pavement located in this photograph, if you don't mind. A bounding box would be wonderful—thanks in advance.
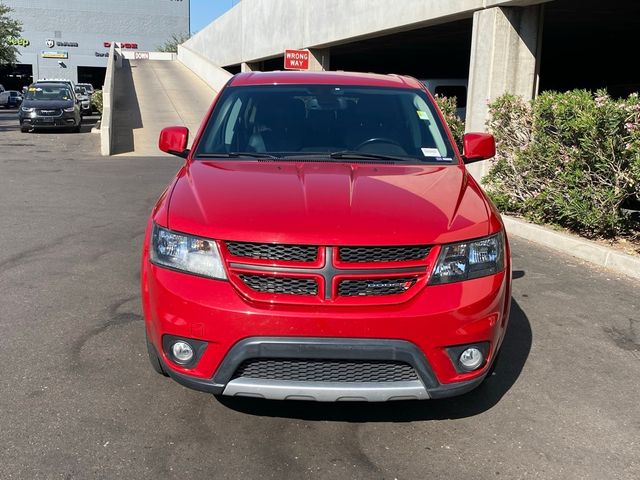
[0,109,638,479]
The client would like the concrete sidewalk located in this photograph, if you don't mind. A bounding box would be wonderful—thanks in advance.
[112,59,215,156]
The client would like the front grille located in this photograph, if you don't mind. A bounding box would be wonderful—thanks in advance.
[338,277,417,297]
[227,241,317,262]
[339,246,430,263]
[232,359,419,382]
[239,274,317,295]
[36,109,62,116]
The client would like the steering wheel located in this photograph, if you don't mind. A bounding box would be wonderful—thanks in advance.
[354,137,403,151]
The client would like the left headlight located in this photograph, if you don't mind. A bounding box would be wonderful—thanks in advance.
[429,233,505,285]
[64,107,75,112]
[150,225,227,280]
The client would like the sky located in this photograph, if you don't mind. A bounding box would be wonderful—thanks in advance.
[190,0,238,34]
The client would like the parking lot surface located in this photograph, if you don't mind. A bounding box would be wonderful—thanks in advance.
[0,110,639,479]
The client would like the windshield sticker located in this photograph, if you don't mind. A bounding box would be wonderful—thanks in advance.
[416,110,429,120]
[421,147,442,157]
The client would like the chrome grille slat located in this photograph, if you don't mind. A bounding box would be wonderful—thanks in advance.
[36,108,62,117]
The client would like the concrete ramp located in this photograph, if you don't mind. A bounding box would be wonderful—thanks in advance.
[112,59,215,156]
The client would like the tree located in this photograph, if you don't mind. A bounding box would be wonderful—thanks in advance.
[0,2,22,65]
[157,32,191,53]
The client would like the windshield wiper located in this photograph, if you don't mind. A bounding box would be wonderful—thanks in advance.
[328,151,411,162]
[197,152,281,159]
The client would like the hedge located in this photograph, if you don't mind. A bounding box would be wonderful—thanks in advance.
[484,90,640,239]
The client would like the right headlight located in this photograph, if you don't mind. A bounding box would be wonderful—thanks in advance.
[429,233,505,285]
[21,106,34,112]
[150,224,227,280]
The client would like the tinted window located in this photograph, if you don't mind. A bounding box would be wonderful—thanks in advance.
[195,85,456,163]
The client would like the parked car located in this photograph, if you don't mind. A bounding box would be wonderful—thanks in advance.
[74,86,92,115]
[420,79,468,121]
[19,83,81,132]
[0,90,23,108]
[77,83,95,95]
[142,71,509,402]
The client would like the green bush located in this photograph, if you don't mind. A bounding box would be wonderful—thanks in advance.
[485,90,640,239]
[91,89,103,114]
[434,94,465,153]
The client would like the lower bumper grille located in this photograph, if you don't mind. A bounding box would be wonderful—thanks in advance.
[232,358,419,383]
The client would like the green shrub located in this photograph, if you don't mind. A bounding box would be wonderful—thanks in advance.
[485,90,640,239]
[91,89,103,114]
[434,94,465,153]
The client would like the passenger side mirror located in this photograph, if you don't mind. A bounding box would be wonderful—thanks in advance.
[159,126,189,158]
[462,133,496,164]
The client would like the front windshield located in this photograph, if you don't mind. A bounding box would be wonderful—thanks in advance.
[194,85,456,163]
[25,85,72,101]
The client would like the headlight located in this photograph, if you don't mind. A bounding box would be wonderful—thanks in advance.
[150,225,227,280]
[64,107,75,112]
[429,233,504,285]
[21,106,33,112]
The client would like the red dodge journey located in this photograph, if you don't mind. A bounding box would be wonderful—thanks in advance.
[141,71,511,402]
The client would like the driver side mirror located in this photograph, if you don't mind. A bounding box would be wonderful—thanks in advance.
[462,133,496,164]
[159,126,189,158]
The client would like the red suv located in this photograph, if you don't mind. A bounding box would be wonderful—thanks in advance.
[142,71,511,402]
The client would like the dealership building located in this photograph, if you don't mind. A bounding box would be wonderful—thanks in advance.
[1,0,190,89]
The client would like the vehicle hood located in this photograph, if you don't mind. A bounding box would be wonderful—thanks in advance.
[166,161,497,245]
[21,99,74,109]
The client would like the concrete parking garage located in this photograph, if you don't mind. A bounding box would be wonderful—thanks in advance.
[0,108,638,479]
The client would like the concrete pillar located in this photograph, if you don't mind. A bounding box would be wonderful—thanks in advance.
[308,48,330,71]
[241,61,260,72]
[465,5,543,180]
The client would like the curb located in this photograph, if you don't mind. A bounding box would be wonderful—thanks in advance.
[502,216,640,281]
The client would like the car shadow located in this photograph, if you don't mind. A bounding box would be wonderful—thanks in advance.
[215,298,532,422]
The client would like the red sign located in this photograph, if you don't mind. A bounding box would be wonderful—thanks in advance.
[103,42,138,50]
[284,49,310,70]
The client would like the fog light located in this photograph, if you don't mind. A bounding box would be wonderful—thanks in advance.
[459,347,484,371]
[171,341,194,364]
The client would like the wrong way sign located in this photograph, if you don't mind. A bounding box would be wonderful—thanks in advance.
[284,49,310,70]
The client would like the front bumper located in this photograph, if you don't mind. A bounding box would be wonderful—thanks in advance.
[143,256,511,400]
[153,336,490,401]
[19,112,78,128]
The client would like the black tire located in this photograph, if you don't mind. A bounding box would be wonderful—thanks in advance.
[73,123,81,133]
[146,335,168,376]
[20,126,29,133]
